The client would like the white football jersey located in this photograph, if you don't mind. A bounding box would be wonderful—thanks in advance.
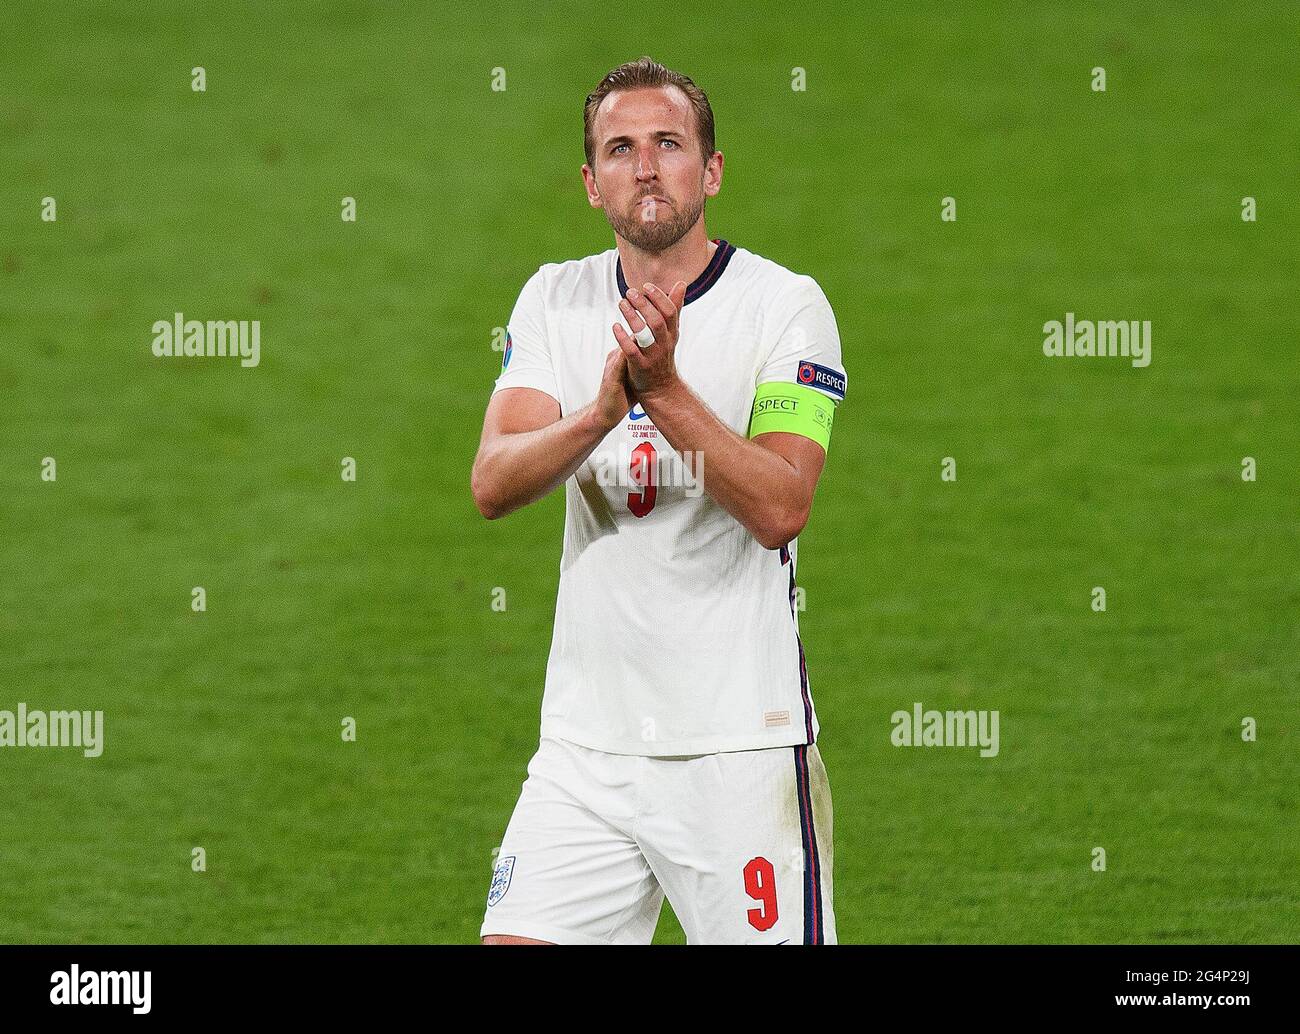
[490,239,847,756]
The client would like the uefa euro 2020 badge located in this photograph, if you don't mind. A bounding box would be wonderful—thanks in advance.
[488,855,516,907]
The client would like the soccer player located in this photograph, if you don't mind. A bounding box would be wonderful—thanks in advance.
[471,57,847,945]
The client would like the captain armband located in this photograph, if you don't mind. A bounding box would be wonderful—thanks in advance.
[746,381,837,451]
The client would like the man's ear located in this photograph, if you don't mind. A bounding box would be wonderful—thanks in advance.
[703,150,724,199]
[582,164,603,209]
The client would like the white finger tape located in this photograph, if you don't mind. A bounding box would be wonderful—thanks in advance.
[633,324,656,349]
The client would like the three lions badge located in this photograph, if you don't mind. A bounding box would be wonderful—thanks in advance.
[487,854,516,907]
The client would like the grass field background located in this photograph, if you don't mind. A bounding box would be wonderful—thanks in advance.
[1,1,1296,943]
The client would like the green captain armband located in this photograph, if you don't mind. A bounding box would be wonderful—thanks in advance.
[746,381,836,451]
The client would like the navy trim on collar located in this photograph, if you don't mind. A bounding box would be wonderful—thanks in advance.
[616,238,736,306]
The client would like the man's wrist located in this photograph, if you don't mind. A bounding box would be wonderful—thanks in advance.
[581,401,618,439]
[639,374,687,411]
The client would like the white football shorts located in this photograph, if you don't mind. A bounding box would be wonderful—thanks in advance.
[480,735,836,944]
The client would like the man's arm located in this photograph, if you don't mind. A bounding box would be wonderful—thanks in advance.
[471,348,634,520]
[638,377,826,550]
[614,281,832,550]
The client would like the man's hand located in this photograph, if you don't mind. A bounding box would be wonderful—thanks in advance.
[612,279,688,402]
[593,347,636,432]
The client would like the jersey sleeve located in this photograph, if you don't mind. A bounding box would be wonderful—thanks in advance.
[755,275,847,400]
[491,266,559,402]
[748,275,847,450]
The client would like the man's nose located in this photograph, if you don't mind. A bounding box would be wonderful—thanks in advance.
[635,147,658,179]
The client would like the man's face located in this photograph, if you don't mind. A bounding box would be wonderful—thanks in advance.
[582,85,722,253]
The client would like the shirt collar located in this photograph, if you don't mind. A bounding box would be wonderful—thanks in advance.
[615,239,736,306]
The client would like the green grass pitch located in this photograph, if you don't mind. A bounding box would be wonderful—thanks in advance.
[0,1,1296,944]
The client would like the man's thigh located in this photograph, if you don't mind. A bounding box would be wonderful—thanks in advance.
[480,737,664,945]
[639,742,836,945]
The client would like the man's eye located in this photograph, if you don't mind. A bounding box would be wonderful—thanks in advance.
[611,140,676,154]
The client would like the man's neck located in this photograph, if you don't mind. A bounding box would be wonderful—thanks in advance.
[617,228,716,300]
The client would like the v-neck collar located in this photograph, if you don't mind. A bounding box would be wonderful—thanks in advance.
[615,238,736,306]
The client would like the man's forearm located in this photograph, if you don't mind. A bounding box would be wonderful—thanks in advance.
[473,404,611,520]
[639,377,806,549]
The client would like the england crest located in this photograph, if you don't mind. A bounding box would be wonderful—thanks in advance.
[487,854,516,907]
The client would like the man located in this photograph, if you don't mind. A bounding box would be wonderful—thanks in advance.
[471,57,846,945]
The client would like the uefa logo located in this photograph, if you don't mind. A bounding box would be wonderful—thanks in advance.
[502,330,513,371]
[797,361,816,384]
